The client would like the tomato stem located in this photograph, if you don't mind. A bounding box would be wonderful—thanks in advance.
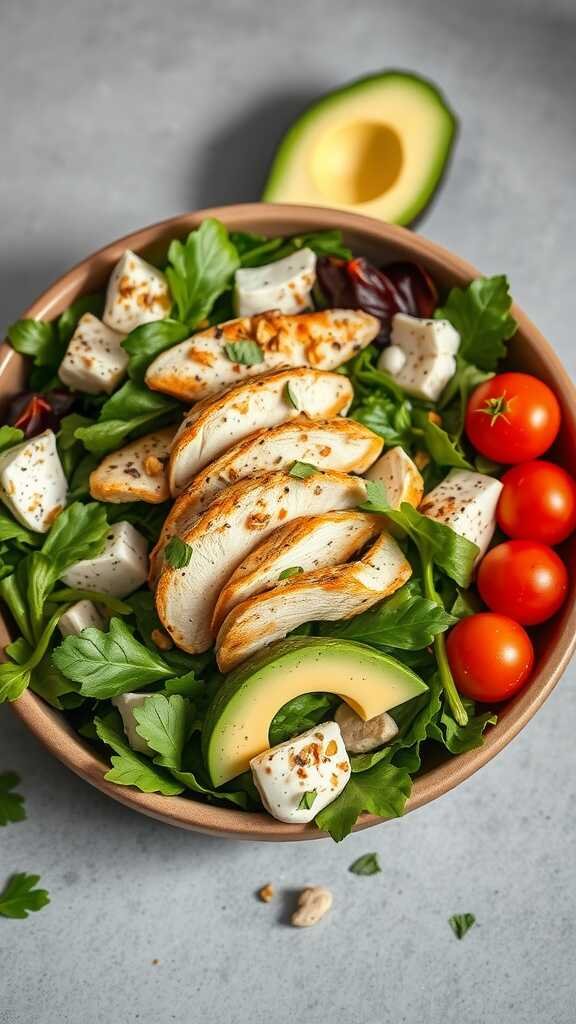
[421,556,468,727]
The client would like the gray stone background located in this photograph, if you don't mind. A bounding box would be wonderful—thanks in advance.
[1,1,575,1021]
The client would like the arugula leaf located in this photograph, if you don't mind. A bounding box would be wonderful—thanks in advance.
[47,587,131,617]
[345,345,405,402]
[122,319,190,383]
[450,588,482,619]
[94,715,184,795]
[7,319,61,368]
[315,761,411,842]
[57,292,104,345]
[297,790,317,810]
[319,586,456,650]
[431,699,496,754]
[362,482,478,588]
[230,232,284,267]
[0,607,65,703]
[166,219,240,326]
[449,913,476,939]
[57,414,95,478]
[132,694,191,770]
[75,382,178,456]
[0,772,26,826]
[288,461,319,480]
[52,618,174,699]
[349,852,381,876]
[0,426,24,455]
[278,566,303,581]
[269,693,337,746]
[224,340,264,366]
[29,655,80,710]
[0,873,50,919]
[0,573,33,644]
[420,416,472,470]
[164,536,193,569]
[436,275,517,371]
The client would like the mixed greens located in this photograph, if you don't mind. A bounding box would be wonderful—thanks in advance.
[1,216,567,841]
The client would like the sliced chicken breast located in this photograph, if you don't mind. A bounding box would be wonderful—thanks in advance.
[364,446,424,509]
[215,532,412,671]
[172,413,382,499]
[169,367,353,495]
[145,309,379,402]
[89,427,176,504]
[155,470,367,654]
[212,510,382,631]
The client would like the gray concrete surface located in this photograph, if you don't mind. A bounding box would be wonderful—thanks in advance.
[1,1,575,1021]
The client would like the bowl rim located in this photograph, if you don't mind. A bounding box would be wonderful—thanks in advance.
[5,201,576,841]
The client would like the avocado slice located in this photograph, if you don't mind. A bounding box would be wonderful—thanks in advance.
[263,71,456,226]
[202,636,427,786]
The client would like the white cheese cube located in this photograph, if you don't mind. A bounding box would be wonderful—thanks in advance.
[103,250,171,334]
[58,599,106,637]
[61,520,148,597]
[59,313,128,395]
[420,469,503,560]
[111,693,152,754]
[250,721,350,824]
[378,313,460,401]
[365,446,424,509]
[234,248,316,317]
[0,429,67,533]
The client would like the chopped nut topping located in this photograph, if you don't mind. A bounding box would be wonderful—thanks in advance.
[258,883,275,903]
[144,455,165,477]
[291,887,333,928]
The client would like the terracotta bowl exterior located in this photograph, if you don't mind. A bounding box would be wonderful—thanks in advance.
[3,203,575,841]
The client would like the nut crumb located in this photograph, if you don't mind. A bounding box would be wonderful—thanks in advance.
[291,886,332,928]
[151,628,173,651]
[258,883,275,903]
[151,959,159,966]
[144,455,165,477]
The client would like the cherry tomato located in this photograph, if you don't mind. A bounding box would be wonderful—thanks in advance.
[477,540,568,625]
[465,372,561,463]
[446,612,534,702]
[497,460,576,545]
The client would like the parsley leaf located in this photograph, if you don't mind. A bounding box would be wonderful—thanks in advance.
[0,873,50,919]
[164,536,193,569]
[315,762,411,842]
[0,772,26,827]
[278,566,303,581]
[122,319,190,383]
[133,694,192,770]
[436,275,517,371]
[52,618,174,699]
[94,715,184,795]
[166,219,240,327]
[448,913,476,939]
[319,585,456,650]
[288,461,319,480]
[224,340,264,365]
[349,852,381,876]
[298,790,317,810]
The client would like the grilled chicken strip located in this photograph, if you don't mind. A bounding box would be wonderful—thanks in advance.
[145,309,379,402]
[89,427,176,504]
[215,532,412,671]
[155,470,367,653]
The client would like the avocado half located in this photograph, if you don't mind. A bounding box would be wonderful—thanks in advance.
[202,636,427,786]
[263,71,457,226]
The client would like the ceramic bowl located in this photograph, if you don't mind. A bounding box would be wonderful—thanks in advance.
[3,203,575,840]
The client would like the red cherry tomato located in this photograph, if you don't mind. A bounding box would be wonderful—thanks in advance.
[477,540,568,625]
[497,460,576,545]
[465,373,561,463]
[446,612,534,702]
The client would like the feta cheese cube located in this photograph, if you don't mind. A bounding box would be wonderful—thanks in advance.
[111,693,152,754]
[0,429,67,533]
[378,313,460,401]
[61,520,148,597]
[103,250,171,334]
[419,469,503,559]
[58,600,106,637]
[365,446,424,509]
[59,313,128,395]
[234,247,317,317]
[250,721,350,824]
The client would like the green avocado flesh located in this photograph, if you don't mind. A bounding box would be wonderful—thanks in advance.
[202,637,428,786]
[263,71,456,226]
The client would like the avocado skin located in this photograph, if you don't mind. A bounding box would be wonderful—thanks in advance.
[202,635,427,785]
[262,70,458,228]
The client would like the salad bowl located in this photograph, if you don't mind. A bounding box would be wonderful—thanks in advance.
[2,203,576,841]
